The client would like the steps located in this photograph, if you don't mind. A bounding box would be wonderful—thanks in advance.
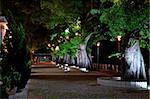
[31,64,120,80]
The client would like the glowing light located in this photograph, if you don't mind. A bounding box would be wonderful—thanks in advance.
[66,36,69,39]
[117,36,122,41]
[97,42,100,47]
[58,40,61,43]
[75,33,78,36]
[55,46,59,51]
[65,28,69,33]
[9,35,12,38]
[52,44,55,47]
[4,48,8,53]
[48,44,51,47]
[32,50,34,54]
[77,20,81,24]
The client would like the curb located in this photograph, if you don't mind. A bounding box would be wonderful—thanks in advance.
[97,77,149,90]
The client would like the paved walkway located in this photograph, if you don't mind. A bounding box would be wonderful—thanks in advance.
[27,63,149,99]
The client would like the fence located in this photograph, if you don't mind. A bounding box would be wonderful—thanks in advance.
[92,63,121,73]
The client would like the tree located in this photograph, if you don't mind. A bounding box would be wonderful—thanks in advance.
[90,0,149,80]
[77,33,93,70]
[2,10,31,91]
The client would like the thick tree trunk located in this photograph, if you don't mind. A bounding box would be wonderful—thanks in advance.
[125,38,147,80]
[76,33,92,70]
[63,53,75,65]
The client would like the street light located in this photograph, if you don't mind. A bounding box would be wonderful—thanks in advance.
[117,36,121,52]
[117,35,123,79]
[97,42,100,70]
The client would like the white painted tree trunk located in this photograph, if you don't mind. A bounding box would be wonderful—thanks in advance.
[63,53,70,64]
[76,33,92,69]
[125,38,147,80]
[63,53,75,65]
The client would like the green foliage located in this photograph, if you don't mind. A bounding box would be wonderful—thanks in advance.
[90,9,101,16]
[100,4,126,38]
[90,0,150,51]
[108,52,122,58]
[2,10,31,91]
[2,69,21,89]
[57,37,82,57]
[38,0,82,29]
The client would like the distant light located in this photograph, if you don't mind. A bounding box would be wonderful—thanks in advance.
[60,36,63,38]
[4,49,8,53]
[32,50,34,54]
[48,44,51,47]
[117,36,122,41]
[65,28,69,33]
[55,46,59,51]
[77,20,81,24]
[75,33,78,36]
[52,44,55,47]
[66,36,69,39]
[97,42,100,47]
[58,40,61,43]
[9,35,12,38]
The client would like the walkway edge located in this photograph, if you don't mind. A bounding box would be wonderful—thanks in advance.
[9,80,30,99]
[97,77,149,90]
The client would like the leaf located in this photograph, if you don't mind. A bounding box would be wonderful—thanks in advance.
[90,9,101,15]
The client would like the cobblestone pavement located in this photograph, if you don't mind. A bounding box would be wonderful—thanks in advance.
[27,63,149,99]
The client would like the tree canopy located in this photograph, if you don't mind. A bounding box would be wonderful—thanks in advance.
[90,0,150,51]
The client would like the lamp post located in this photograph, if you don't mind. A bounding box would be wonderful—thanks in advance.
[117,36,121,52]
[117,35,123,78]
[97,42,100,70]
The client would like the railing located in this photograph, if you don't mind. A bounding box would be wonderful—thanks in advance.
[92,63,121,73]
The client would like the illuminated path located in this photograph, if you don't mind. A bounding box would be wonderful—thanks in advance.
[26,63,149,99]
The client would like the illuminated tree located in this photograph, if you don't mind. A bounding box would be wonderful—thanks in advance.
[76,33,93,71]
[90,0,149,80]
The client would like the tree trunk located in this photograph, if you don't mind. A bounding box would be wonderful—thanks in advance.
[63,53,70,64]
[76,33,93,69]
[125,38,147,80]
[63,53,75,65]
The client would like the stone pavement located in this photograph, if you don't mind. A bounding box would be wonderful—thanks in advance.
[27,63,149,99]
[28,79,149,99]
[7,63,149,99]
